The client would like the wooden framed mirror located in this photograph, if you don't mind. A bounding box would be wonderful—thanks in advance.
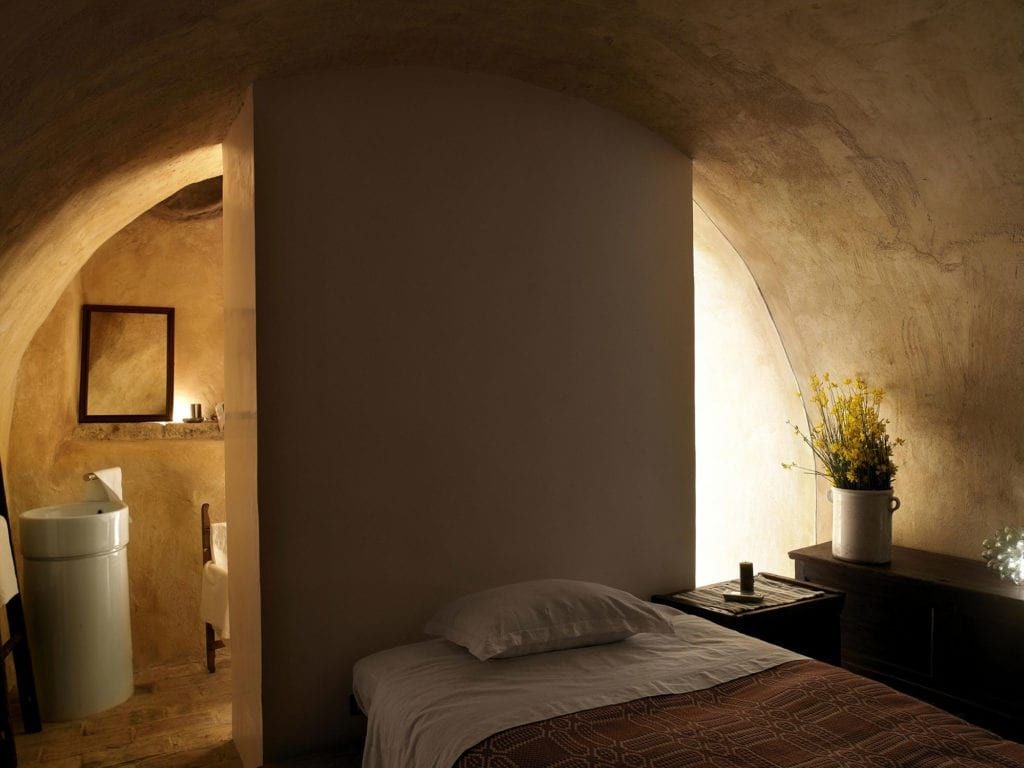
[78,304,175,423]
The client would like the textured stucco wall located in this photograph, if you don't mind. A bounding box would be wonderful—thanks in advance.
[686,5,1024,552]
[0,3,1020,565]
[6,206,225,670]
[694,203,815,584]
[0,4,1021,761]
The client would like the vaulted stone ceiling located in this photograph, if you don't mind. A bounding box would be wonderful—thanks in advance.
[2,1,1021,556]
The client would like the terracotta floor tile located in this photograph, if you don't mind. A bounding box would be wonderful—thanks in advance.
[11,651,238,768]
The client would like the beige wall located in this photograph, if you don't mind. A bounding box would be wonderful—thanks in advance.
[7,206,225,671]
[693,204,815,584]
[230,67,694,762]
[223,91,263,768]
[0,5,1017,760]
[0,3,1021,570]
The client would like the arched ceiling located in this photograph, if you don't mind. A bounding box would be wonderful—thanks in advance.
[1,0,1022,556]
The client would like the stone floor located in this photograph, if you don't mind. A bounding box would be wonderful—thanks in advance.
[11,653,239,768]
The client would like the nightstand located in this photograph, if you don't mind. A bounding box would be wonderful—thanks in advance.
[652,573,845,665]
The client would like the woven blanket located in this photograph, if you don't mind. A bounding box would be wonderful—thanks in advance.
[456,659,1024,767]
[669,574,823,615]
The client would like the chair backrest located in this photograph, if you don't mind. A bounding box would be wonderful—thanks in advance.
[201,502,212,565]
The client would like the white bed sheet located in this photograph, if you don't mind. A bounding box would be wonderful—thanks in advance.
[354,609,804,768]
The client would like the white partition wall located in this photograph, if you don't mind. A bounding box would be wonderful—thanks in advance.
[224,67,694,764]
[222,91,263,768]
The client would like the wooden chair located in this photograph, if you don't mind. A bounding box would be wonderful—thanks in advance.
[0,460,41,767]
[201,503,226,673]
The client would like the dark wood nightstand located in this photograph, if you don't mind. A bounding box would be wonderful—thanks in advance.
[652,573,845,665]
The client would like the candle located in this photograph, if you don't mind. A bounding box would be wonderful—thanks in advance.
[740,561,754,593]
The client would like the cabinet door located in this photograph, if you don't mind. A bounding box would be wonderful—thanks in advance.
[934,593,1024,727]
[798,561,935,683]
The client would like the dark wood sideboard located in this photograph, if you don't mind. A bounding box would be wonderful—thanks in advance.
[790,543,1024,741]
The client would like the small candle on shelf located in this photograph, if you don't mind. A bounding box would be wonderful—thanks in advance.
[739,561,754,593]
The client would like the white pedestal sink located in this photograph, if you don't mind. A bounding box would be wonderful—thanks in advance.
[21,496,133,721]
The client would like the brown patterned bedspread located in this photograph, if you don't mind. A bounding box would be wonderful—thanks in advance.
[455,660,1024,767]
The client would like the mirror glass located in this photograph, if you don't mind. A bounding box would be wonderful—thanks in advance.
[79,305,174,422]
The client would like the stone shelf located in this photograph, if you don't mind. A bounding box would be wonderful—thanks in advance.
[73,421,224,441]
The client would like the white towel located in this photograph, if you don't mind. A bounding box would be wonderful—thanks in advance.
[210,522,228,569]
[0,518,19,605]
[200,562,230,640]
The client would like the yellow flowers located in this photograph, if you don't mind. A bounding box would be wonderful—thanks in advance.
[784,373,902,491]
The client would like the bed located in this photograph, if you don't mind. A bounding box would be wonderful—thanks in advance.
[353,581,1024,768]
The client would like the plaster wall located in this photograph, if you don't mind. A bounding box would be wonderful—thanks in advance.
[233,68,694,761]
[686,6,1024,552]
[6,208,225,670]
[0,2,1021,570]
[0,10,1020,763]
[693,203,815,585]
[222,91,263,768]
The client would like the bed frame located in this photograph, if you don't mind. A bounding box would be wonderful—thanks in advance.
[201,502,226,673]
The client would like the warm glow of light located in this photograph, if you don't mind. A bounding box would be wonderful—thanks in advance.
[172,393,196,422]
[693,205,816,586]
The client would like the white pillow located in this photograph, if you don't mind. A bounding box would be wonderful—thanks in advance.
[423,579,675,661]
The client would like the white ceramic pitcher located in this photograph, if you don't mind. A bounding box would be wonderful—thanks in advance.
[830,487,900,564]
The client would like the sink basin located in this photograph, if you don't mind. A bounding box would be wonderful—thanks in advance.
[21,502,129,560]
[20,469,134,720]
